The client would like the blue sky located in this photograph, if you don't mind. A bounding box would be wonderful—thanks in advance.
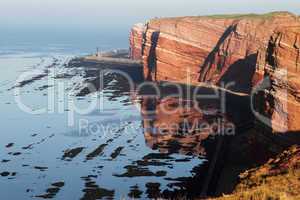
[0,0,299,51]
[0,0,299,28]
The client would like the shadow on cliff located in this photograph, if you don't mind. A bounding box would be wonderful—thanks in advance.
[198,24,258,94]
[218,53,258,93]
[199,24,237,82]
[215,127,300,196]
[146,31,160,81]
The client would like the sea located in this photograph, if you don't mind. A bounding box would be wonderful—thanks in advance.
[0,28,210,199]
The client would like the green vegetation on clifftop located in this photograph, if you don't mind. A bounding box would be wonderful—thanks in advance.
[202,11,296,19]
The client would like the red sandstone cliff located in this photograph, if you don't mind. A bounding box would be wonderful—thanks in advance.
[130,12,300,133]
[129,23,146,60]
[255,26,300,133]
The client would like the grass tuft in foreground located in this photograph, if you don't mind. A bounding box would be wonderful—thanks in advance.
[214,145,300,200]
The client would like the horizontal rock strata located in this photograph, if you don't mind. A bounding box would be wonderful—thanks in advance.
[130,12,300,133]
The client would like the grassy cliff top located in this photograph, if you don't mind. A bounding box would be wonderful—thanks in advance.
[149,11,297,23]
[201,11,296,19]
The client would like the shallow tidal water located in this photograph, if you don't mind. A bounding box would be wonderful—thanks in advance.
[0,52,211,199]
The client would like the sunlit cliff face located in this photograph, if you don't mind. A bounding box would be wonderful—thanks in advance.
[138,96,235,156]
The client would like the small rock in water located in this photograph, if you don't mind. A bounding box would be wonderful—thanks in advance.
[34,166,48,172]
[51,182,65,188]
[35,181,65,199]
[62,147,85,161]
[128,185,143,199]
[0,172,10,177]
[10,152,21,156]
[5,143,14,148]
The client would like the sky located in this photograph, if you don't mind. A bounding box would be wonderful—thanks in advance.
[0,0,299,28]
[0,0,299,52]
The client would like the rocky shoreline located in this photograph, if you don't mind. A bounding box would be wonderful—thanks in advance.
[64,12,300,197]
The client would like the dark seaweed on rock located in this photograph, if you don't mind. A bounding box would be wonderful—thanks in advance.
[62,147,85,161]
[34,166,48,172]
[20,134,54,151]
[36,85,53,91]
[0,172,10,177]
[80,176,114,200]
[110,146,124,159]
[145,182,161,199]
[142,153,173,160]
[5,143,14,148]
[9,152,21,156]
[35,182,65,199]
[0,171,16,179]
[86,144,108,160]
[54,73,74,79]
[22,144,34,150]
[114,165,167,178]
[128,185,143,199]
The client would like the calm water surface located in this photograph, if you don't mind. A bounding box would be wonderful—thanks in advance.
[0,50,212,199]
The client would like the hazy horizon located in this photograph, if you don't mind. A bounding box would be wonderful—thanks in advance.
[1,0,299,53]
[1,0,299,28]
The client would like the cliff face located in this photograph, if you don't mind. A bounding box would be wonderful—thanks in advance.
[130,12,300,133]
[255,26,300,133]
[129,23,146,60]
[130,12,299,90]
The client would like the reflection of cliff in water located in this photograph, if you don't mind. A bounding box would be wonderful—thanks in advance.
[135,83,254,197]
[137,83,254,156]
[140,96,229,156]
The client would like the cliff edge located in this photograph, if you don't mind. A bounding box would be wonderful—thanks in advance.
[130,11,300,134]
